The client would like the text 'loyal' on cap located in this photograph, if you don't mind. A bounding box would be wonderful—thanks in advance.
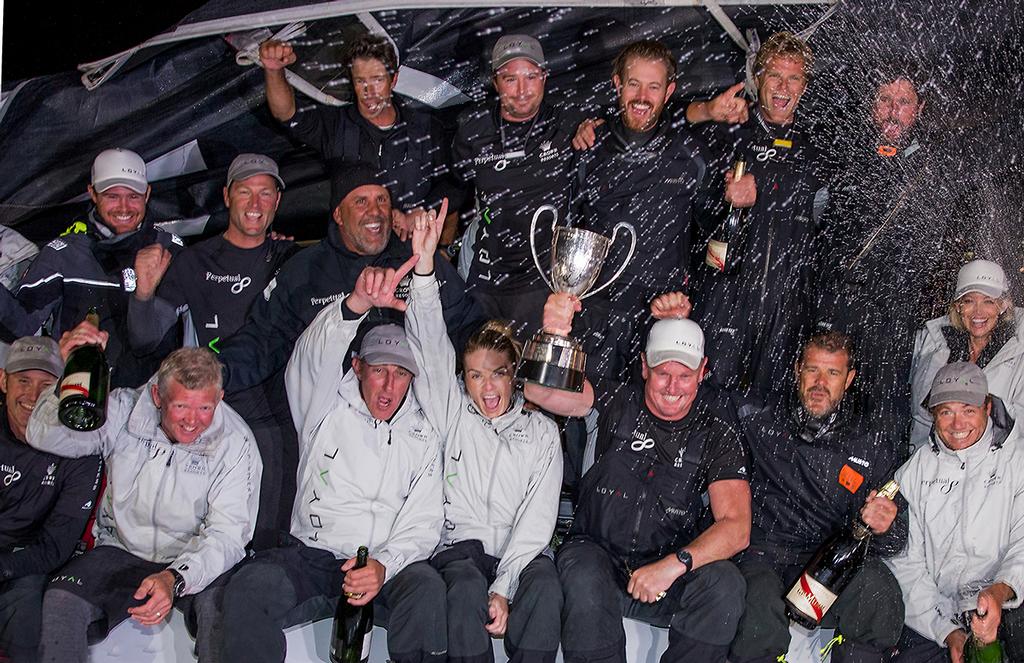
[226,153,286,189]
[92,148,147,194]
[955,259,1008,300]
[645,318,705,371]
[927,361,988,409]
[5,336,63,378]
[359,324,418,376]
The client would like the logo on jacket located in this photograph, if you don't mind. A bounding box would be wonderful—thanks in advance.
[122,267,137,292]
[2,464,21,486]
[539,141,559,162]
[630,433,655,452]
[41,463,56,487]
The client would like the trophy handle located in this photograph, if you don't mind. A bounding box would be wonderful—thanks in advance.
[530,205,560,293]
[581,222,637,300]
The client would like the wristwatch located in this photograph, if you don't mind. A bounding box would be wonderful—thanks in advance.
[675,549,694,574]
[167,568,186,598]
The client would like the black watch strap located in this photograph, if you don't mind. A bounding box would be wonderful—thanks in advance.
[168,568,186,598]
[675,549,694,574]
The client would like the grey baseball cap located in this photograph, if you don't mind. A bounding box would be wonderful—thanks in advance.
[5,336,63,378]
[927,362,988,409]
[226,153,286,189]
[492,35,546,72]
[645,319,705,371]
[359,324,417,376]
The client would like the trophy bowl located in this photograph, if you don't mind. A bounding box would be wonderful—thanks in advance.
[519,205,636,392]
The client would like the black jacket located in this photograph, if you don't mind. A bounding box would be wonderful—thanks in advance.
[738,397,907,570]
[573,115,714,311]
[452,99,580,293]
[693,109,829,288]
[0,214,183,388]
[218,225,484,393]
[570,385,749,571]
[0,412,101,581]
[287,97,457,212]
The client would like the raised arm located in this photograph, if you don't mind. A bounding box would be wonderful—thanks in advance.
[405,200,465,434]
[523,292,595,416]
[128,244,181,354]
[685,82,749,125]
[260,40,298,122]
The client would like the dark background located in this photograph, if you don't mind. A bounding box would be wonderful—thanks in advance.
[2,3,204,84]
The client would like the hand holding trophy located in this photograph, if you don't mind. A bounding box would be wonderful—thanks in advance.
[518,205,636,392]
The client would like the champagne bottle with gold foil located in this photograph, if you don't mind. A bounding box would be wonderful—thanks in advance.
[785,480,900,628]
[705,160,749,274]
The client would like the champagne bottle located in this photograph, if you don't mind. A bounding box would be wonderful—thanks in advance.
[784,480,900,629]
[331,546,373,663]
[58,308,110,432]
[964,634,1004,663]
[705,160,749,273]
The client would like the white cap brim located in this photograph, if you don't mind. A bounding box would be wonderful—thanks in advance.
[647,349,702,371]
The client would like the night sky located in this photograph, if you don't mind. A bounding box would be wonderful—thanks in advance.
[2,2,205,85]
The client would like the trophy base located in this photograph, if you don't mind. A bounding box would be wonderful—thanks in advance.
[520,359,586,393]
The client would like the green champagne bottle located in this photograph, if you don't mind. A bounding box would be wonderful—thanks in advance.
[330,546,373,663]
[57,308,110,431]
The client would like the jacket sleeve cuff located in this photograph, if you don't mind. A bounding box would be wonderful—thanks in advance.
[488,572,515,602]
[994,575,1024,609]
[375,550,405,585]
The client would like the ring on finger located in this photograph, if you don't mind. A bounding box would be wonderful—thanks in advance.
[655,591,667,602]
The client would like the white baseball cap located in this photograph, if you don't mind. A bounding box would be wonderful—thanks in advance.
[645,319,705,370]
[955,259,1008,300]
[91,148,148,194]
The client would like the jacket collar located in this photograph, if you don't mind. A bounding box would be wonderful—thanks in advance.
[463,389,528,435]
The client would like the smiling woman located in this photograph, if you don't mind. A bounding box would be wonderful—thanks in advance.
[909,259,1024,453]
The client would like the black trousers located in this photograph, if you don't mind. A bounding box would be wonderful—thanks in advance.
[219,536,445,663]
[557,538,745,663]
[0,574,47,662]
[730,556,904,663]
[434,551,561,663]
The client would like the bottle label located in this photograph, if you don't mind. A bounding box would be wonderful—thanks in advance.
[361,630,372,662]
[706,239,727,271]
[60,372,91,401]
[785,572,838,623]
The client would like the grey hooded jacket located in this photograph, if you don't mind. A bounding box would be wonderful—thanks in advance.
[26,380,262,595]
[285,299,444,582]
[406,274,561,600]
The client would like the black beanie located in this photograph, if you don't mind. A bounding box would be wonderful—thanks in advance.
[329,161,386,211]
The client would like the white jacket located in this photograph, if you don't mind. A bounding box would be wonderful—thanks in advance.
[886,398,1024,646]
[405,274,561,601]
[285,301,443,582]
[26,381,262,595]
[909,309,1024,453]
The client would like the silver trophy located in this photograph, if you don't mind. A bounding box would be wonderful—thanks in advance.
[519,205,636,392]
